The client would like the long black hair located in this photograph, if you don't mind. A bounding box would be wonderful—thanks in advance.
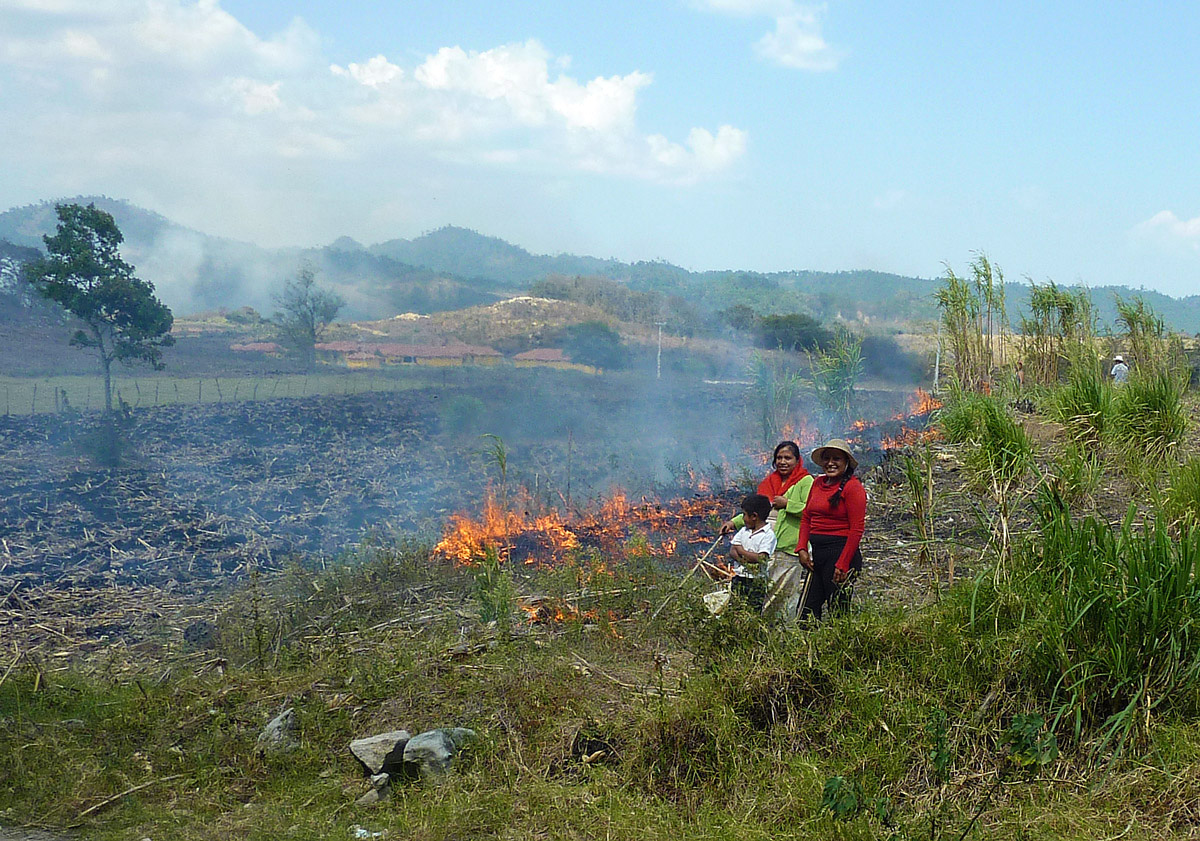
[829,463,856,508]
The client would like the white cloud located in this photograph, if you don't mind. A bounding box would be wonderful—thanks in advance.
[755,8,840,70]
[330,55,402,89]
[1133,210,1200,249]
[330,38,737,179]
[0,0,746,250]
[696,0,841,71]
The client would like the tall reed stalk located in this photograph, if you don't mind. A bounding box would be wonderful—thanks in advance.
[1018,281,1094,387]
[935,254,1006,393]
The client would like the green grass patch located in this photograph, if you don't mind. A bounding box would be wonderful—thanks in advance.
[5,532,1200,839]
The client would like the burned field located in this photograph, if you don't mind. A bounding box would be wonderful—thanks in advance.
[0,372,952,658]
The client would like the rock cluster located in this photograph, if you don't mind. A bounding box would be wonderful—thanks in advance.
[349,727,477,805]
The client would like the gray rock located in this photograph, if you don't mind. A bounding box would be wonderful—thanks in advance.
[256,708,298,756]
[402,728,477,778]
[369,772,390,790]
[349,730,410,775]
[354,786,389,807]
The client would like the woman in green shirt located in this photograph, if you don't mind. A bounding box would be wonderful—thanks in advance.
[721,441,814,621]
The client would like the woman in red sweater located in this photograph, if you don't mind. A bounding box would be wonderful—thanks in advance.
[797,438,866,620]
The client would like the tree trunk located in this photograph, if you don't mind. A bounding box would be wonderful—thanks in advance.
[102,355,113,414]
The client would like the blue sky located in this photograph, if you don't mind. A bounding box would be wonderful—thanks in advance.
[2,0,1199,296]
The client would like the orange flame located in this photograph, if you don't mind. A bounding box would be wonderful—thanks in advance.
[881,426,943,449]
[894,388,943,420]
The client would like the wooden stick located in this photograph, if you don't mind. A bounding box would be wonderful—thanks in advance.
[0,649,22,690]
[73,774,185,822]
[644,534,724,628]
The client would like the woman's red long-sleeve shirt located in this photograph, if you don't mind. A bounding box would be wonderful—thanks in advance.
[798,476,866,572]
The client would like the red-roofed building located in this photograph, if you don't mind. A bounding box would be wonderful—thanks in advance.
[315,341,501,367]
[513,347,596,373]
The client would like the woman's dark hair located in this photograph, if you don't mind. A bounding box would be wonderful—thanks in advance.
[773,440,801,463]
[829,463,856,508]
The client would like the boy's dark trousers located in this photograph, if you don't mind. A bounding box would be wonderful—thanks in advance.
[732,575,766,611]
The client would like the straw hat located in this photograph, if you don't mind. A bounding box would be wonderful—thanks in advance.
[811,438,858,471]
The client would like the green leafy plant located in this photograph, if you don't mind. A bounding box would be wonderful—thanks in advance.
[1110,368,1189,467]
[935,253,1007,393]
[902,445,946,588]
[960,397,1033,571]
[1050,353,1112,451]
[927,710,952,785]
[806,328,864,427]
[748,351,803,448]
[1002,713,1059,774]
[1165,456,1200,532]
[821,775,863,820]
[473,546,518,632]
[1019,280,1094,387]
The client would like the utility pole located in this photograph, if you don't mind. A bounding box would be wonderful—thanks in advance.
[655,321,667,379]
[933,319,942,394]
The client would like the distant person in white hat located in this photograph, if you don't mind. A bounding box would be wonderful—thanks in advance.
[1110,354,1129,385]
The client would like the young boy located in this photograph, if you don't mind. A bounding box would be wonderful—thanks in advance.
[727,493,776,610]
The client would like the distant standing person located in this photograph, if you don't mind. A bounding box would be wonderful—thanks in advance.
[1111,354,1130,385]
[797,439,866,620]
[721,441,814,621]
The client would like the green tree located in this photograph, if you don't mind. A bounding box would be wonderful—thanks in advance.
[22,203,174,413]
[272,263,344,369]
[562,320,628,370]
[757,313,833,352]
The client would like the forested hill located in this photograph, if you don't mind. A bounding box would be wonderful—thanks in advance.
[375,226,1200,333]
[2,200,1198,332]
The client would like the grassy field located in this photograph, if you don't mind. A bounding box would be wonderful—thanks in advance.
[3,530,1200,841]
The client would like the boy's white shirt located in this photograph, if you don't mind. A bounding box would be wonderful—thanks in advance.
[729,523,777,577]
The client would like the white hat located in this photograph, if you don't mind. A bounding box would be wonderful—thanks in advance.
[1113,355,1125,363]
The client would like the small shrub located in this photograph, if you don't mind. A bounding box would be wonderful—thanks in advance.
[821,775,863,820]
[1111,369,1189,465]
[1050,359,1112,450]
[1165,456,1200,531]
[473,546,518,631]
[935,387,993,444]
[1027,506,1200,755]
[1043,443,1102,509]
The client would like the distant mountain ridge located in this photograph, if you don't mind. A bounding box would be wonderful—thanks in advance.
[2,199,1198,333]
